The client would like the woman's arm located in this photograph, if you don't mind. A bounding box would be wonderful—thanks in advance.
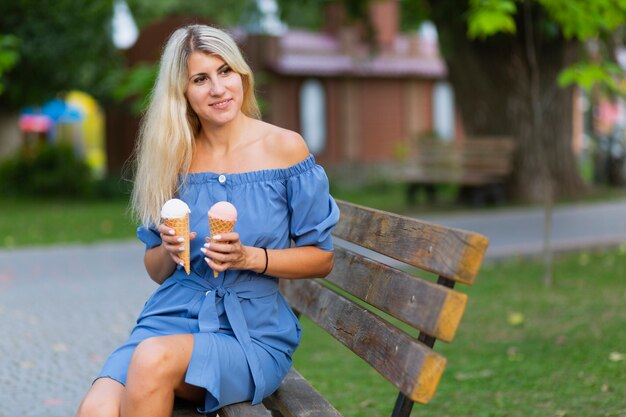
[144,244,177,284]
[203,233,334,279]
[251,245,334,279]
[144,226,197,285]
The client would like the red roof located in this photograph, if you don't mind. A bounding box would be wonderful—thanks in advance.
[261,29,447,78]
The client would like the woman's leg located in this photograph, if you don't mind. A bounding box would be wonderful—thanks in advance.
[76,377,124,417]
[120,334,205,417]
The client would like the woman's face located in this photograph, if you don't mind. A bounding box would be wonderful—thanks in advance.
[185,51,244,128]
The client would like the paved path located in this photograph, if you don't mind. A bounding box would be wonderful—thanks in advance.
[0,242,152,417]
[419,198,626,259]
[1,198,625,416]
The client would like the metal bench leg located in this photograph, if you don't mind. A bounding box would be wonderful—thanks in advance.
[391,393,414,417]
[407,183,420,205]
[425,185,436,204]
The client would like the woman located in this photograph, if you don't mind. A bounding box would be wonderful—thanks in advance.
[77,24,339,417]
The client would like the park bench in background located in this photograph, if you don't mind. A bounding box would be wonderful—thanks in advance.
[395,136,515,206]
[173,199,489,417]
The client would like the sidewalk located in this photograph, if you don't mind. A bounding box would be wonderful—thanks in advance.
[418,198,626,259]
[0,242,152,417]
[1,198,625,416]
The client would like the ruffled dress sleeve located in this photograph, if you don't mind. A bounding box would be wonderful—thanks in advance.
[287,162,340,251]
[137,225,161,250]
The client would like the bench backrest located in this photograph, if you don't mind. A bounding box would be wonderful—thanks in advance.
[411,136,515,179]
[280,200,489,413]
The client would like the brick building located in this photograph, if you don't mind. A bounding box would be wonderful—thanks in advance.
[105,2,457,177]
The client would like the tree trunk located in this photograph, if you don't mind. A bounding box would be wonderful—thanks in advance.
[429,0,587,202]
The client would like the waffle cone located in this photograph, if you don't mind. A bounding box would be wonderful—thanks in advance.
[163,214,190,275]
[209,215,236,278]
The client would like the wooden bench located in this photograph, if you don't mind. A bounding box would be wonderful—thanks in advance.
[395,136,515,206]
[173,199,489,417]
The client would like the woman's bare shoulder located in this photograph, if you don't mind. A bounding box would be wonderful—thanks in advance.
[254,121,310,167]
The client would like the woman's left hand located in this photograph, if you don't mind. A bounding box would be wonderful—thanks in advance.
[202,232,250,274]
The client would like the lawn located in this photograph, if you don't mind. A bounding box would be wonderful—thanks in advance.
[293,249,626,417]
[0,197,136,248]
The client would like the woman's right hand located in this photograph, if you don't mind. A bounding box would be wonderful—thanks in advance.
[158,224,197,267]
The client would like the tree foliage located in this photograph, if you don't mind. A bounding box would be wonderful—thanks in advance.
[125,0,257,29]
[0,34,20,96]
[466,0,626,95]
[467,0,517,38]
[0,0,260,109]
[0,0,122,108]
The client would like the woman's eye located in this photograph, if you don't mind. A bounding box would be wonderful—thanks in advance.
[193,76,207,84]
[219,66,232,75]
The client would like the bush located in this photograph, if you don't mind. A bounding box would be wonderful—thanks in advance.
[0,142,94,198]
[92,174,133,199]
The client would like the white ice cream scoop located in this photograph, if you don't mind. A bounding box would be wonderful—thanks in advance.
[161,198,191,219]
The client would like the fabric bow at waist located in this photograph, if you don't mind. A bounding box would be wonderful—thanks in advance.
[172,272,277,405]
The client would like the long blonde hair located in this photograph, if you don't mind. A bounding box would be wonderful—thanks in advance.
[131,25,260,227]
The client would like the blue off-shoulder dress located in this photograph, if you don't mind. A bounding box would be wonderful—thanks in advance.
[96,155,340,414]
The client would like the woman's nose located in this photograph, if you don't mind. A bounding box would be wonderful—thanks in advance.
[209,78,225,96]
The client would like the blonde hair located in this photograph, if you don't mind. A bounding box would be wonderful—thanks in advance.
[130,25,260,227]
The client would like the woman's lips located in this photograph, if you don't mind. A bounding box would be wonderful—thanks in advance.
[209,98,232,110]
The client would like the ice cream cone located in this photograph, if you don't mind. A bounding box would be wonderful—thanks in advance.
[208,215,236,278]
[163,213,190,275]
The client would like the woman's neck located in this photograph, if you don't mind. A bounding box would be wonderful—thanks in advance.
[197,113,250,156]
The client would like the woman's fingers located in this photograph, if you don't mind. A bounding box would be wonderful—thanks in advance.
[204,256,226,272]
[203,241,236,255]
[207,232,239,243]
[158,224,193,265]
[201,232,247,272]
[171,254,183,265]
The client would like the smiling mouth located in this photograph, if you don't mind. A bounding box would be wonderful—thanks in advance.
[210,99,232,109]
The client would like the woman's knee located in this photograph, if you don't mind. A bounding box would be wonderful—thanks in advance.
[129,337,172,378]
[128,336,183,383]
[76,378,122,417]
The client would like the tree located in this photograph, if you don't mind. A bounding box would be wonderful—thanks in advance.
[426,0,626,203]
[426,0,626,286]
[278,0,626,202]
[0,0,124,109]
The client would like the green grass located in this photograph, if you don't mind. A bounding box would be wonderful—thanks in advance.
[330,180,626,215]
[293,249,626,417]
[0,197,136,248]
[330,181,461,215]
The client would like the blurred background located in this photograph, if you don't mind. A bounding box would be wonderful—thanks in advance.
[1,0,626,207]
[0,1,625,417]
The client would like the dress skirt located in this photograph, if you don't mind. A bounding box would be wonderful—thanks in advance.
[96,271,296,413]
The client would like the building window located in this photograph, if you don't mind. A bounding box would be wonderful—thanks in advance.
[299,79,327,155]
[433,81,455,141]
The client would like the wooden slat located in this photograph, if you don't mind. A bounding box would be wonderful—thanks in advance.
[264,368,343,417]
[333,200,489,285]
[281,279,447,404]
[219,401,273,417]
[326,246,467,342]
